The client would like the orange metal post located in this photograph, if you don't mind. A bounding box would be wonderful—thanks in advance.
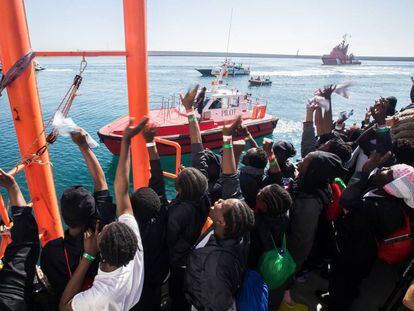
[36,51,127,57]
[0,0,63,245]
[123,0,150,188]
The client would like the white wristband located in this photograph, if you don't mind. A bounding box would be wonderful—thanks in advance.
[146,142,155,147]
[223,135,232,141]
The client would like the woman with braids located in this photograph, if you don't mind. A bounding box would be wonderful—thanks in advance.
[167,88,211,311]
[184,116,255,311]
[59,117,148,311]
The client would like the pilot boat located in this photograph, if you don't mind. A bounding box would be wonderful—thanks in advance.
[98,79,277,156]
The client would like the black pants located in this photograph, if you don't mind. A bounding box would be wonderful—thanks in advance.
[328,212,377,311]
[131,281,162,311]
[169,267,190,311]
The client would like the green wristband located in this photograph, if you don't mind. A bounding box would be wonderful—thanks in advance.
[269,159,278,166]
[223,143,233,149]
[83,252,96,262]
[376,125,389,133]
[188,116,197,123]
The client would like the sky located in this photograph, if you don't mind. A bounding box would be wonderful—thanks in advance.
[25,0,414,57]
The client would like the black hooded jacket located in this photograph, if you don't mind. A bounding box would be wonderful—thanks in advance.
[167,192,211,268]
[184,173,250,311]
[287,151,347,270]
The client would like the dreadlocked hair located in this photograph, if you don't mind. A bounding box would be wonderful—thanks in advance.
[243,148,268,169]
[260,184,292,218]
[175,167,208,201]
[222,199,255,240]
[327,138,352,163]
[99,222,138,267]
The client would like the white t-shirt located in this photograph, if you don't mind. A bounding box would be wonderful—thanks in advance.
[71,213,144,311]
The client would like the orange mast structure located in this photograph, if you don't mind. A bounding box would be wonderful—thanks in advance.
[123,0,151,187]
[0,0,63,245]
[0,0,150,246]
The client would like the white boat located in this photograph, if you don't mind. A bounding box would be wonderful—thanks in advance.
[0,60,45,72]
[196,60,250,77]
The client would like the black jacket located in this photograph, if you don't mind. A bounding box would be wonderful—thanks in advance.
[248,212,289,269]
[184,174,249,311]
[0,206,39,311]
[239,166,282,209]
[41,190,116,296]
[191,143,223,203]
[139,159,169,286]
[167,192,210,268]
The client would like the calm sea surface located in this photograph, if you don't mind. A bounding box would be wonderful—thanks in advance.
[0,56,413,201]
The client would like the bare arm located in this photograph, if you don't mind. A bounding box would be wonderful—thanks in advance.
[233,140,246,168]
[60,223,100,311]
[0,169,26,207]
[262,138,280,174]
[181,85,202,144]
[404,282,414,310]
[59,257,90,311]
[71,129,107,192]
[114,117,149,216]
[222,117,242,175]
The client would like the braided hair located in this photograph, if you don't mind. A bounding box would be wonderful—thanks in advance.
[175,167,208,201]
[259,184,292,218]
[99,222,138,267]
[222,199,255,240]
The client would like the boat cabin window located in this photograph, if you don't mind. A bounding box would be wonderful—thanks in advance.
[230,97,240,107]
[210,98,223,109]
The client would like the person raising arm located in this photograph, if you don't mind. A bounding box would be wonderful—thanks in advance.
[0,168,40,311]
[59,117,149,311]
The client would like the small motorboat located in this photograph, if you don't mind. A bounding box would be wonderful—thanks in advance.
[195,59,250,77]
[249,76,272,86]
[0,60,45,72]
[34,60,45,71]
[98,79,277,156]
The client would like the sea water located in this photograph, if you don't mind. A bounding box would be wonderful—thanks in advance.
[0,56,413,201]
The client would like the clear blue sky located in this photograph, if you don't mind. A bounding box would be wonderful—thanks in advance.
[25,0,414,57]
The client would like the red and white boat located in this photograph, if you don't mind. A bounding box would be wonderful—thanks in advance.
[98,82,278,156]
[322,34,361,66]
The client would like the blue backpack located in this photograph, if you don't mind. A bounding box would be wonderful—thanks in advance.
[236,269,268,311]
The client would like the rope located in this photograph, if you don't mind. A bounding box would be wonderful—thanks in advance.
[11,58,87,170]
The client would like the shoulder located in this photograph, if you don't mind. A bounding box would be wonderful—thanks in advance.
[118,213,139,237]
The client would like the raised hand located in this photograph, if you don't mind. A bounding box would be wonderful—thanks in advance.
[362,151,392,173]
[315,84,336,99]
[122,116,149,143]
[222,115,243,136]
[370,102,386,126]
[83,221,100,257]
[262,138,274,157]
[0,168,16,190]
[70,128,89,148]
[180,84,199,111]
[142,124,157,143]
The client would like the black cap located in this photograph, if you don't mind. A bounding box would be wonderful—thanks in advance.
[61,186,96,228]
[272,141,296,162]
[386,96,397,115]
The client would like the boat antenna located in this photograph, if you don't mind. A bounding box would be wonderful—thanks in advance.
[225,8,233,62]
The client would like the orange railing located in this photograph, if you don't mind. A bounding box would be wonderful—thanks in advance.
[154,137,181,179]
[0,163,26,258]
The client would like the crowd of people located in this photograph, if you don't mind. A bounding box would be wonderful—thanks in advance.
[0,78,413,311]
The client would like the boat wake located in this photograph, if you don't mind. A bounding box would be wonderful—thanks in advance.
[251,66,412,78]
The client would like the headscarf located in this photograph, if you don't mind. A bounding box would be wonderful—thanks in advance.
[383,164,414,208]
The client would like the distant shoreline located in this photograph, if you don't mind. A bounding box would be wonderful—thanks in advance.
[148,50,414,62]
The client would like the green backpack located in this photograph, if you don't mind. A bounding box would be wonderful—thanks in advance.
[258,234,296,290]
